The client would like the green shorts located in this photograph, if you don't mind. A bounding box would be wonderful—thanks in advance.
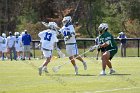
[108,47,118,60]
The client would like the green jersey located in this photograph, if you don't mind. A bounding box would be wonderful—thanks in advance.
[99,31,117,51]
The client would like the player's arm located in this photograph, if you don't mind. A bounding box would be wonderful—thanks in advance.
[64,27,75,41]
[100,37,111,48]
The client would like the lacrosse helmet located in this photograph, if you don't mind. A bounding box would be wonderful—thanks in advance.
[98,23,108,32]
[2,33,6,38]
[14,32,20,36]
[62,16,72,26]
[48,22,58,30]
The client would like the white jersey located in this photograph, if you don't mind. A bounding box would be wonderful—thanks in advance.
[59,25,76,44]
[0,36,3,51]
[1,37,7,48]
[7,36,16,48]
[15,36,22,48]
[38,29,58,50]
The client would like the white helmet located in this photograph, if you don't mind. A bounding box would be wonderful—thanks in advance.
[48,22,58,30]
[14,32,20,36]
[98,23,108,32]
[62,16,72,26]
[2,33,6,38]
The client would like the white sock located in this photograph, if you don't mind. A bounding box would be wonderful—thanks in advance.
[110,68,113,70]
[74,65,78,69]
[42,66,47,70]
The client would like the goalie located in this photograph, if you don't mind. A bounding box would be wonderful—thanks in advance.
[90,23,118,75]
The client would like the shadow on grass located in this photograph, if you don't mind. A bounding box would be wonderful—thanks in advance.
[111,74,131,76]
[45,74,96,77]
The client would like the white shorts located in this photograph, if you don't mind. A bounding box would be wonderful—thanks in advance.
[1,47,7,53]
[66,44,78,56]
[42,50,52,58]
[15,46,23,52]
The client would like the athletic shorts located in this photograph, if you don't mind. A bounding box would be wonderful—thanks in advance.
[15,46,23,52]
[108,47,118,60]
[1,47,7,53]
[66,44,78,56]
[42,49,52,58]
[98,48,106,53]
[23,45,30,52]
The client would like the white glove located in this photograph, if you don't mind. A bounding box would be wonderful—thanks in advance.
[89,45,100,52]
[41,22,48,27]
[64,36,69,41]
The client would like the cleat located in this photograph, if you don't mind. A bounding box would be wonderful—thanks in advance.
[83,62,87,70]
[43,67,49,73]
[109,69,115,74]
[100,71,106,75]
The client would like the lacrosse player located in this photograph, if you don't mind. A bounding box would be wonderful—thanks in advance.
[91,23,117,75]
[59,16,87,75]
[7,32,17,61]
[1,33,8,60]
[38,22,59,76]
[14,32,23,60]
[0,36,3,59]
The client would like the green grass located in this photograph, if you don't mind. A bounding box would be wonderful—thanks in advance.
[0,57,140,93]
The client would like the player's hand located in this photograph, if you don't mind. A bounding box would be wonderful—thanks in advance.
[64,36,69,41]
[89,46,95,52]
[89,45,100,52]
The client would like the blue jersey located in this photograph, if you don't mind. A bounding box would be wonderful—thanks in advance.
[22,34,32,45]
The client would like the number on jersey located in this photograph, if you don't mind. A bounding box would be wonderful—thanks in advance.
[44,32,52,41]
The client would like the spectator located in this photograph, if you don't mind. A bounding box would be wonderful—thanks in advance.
[22,30,32,60]
[0,36,3,59]
[1,33,8,61]
[7,32,17,61]
[15,32,23,60]
[117,32,127,57]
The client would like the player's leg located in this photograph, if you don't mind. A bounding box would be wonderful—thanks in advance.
[66,45,78,75]
[100,51,110,75]
[72,44,87,70]
[107,49,118,74]
[38,51,52,76]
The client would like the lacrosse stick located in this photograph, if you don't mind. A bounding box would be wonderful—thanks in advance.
[41,21,48,28]
[56,48,65,58]
[52,45,99,72]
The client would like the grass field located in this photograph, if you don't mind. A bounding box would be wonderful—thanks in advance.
[0,57,140,93]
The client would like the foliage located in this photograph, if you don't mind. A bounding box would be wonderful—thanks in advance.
[0,0,139,38]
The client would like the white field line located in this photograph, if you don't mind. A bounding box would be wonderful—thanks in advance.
[93,87,140,93]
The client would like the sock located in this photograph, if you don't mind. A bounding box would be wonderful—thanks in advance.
[110,68,113,70]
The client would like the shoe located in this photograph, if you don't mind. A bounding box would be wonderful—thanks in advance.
[100,71,106,75]
[42,67,49,73]
[109,69,115,74]
[74,66,78,75]
[38,67,43,76]
[83,62,87,70]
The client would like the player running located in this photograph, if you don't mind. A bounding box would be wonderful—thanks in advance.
[91,23,118,75]
[38,22,59,76]
[59,16,87,75]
